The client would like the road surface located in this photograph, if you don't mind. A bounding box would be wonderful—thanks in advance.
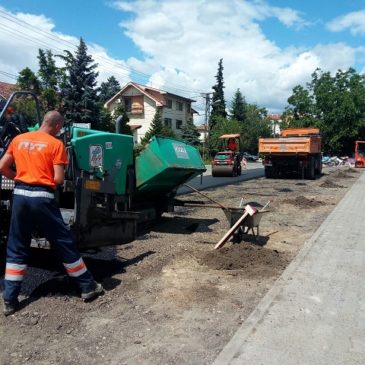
[177,162,264,195]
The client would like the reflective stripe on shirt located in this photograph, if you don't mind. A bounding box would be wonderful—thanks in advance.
[14,188,54,199]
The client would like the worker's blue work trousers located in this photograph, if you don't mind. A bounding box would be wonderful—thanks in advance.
[3,184,96,303]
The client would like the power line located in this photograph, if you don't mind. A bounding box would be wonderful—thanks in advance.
[0,70,18,80]
[0,17,203,99]
[0,10,213,111]
[0,10,209,96]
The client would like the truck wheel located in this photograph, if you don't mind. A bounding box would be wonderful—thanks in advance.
[305,158,315,179]
[314,155,322,176]
[264,167,273,178]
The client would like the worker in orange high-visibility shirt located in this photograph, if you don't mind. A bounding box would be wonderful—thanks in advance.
[0,111,104,316]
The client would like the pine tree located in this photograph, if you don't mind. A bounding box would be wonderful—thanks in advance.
[98,107,115,133]
[38,49,58,89]
[180,118,201,146]
[37,49,60,111]
[60,38,100,128]
[99,76,121,104]
[229,88,246,123]
[140,108,175,145]
[210,58,227,131]
[140,107,164,144]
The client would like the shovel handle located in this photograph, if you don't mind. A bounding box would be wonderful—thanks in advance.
[183,184,227,210]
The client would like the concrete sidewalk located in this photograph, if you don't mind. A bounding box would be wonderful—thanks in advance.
[213,172,365,365]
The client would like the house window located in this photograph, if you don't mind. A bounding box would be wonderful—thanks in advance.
[176,101,183,111]
[164,118,172,128]
[176,120,183,129]
[166,99,172,108]
[124,97,132,112]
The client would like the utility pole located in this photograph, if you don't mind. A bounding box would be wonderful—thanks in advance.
[201,92,212,161]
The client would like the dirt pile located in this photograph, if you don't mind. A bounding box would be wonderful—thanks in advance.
[283,195,324,208]
[319,179,344,188]
[334,171,355,179]
[195,244,289,275]
[345,167,360,174]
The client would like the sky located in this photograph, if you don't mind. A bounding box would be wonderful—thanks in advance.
[1,0,365,121]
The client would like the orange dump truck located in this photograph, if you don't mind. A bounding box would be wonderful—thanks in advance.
[258,128,322,179]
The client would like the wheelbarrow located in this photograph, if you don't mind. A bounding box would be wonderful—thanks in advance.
[177,184,270,244]
[222,202,267,241]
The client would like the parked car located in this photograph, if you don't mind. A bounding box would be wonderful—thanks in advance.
[241,152,259,161]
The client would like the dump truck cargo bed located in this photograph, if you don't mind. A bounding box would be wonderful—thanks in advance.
[258,136,321,155]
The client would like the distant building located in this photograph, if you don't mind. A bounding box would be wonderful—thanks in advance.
[196,124,208,143]
[104,82,197,144]
[267,114,282,136]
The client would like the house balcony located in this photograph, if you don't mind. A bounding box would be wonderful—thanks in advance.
[130,107,144,115]
[130,103,144,115]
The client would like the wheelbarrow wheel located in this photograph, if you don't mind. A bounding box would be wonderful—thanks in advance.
[232,231,243,244]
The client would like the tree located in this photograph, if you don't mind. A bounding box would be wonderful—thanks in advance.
[241,104,271,153]
[229,88,246,123]
[37,49,61,111]
[209,118,242,154]
[286,67,365,154]
[38,49,58,90]
[140,107,175,145]
[180,118,200,146]
[60,38,100,129]
[283,85,315,128]
[210,58,227,131]
[98,107,115,133]
[99,76,121,104]
[17,67,40,93]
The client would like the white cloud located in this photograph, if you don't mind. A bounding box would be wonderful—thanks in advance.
[327,10,365,35]
[0,1,363,119]
[114,0,358,114]
[0,6,131,86]
[235,0,309,29]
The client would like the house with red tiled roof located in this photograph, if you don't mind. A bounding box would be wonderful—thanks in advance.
[0,81,17,110]
[105,82,197,144]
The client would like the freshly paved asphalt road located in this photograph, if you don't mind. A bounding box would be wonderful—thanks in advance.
[213,171,365,365]
[177,163,264,195]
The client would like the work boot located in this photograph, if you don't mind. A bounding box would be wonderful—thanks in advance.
[3,299,19,316]
[81,283,104,302]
